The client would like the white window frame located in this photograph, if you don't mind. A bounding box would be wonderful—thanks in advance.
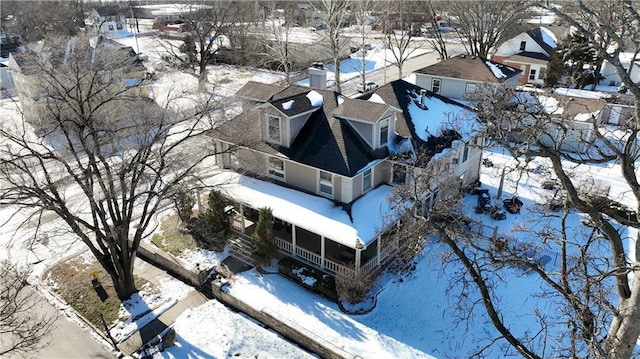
[392,164,407,185]
[267,115,281,144]
[465,83,477,94]
[229,146,240,168]
[462,144,469,162]
[432,78,441,94]
[529,69,537,81]
[363,168,372,192]
[519,41,526,51]
[379,118,389,147]
[267,156,285,180]
[319,170,333,197]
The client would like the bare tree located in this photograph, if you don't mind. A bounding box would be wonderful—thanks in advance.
[352,0,378,89]
[263,3,295,83]
[447,0,532,58]
[0,261,56,357]
[382,0,423,79]
[420,0,449,60]
[388,1,640,356]
[156,2,241,90]
[1,1,85,42]
[0,35,234,301]
[310,0,352,93]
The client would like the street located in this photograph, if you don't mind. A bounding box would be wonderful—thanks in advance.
[340,41,466,97]
[5,286,113,359]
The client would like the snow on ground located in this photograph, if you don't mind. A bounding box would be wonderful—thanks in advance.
[162,300,316,359]
[176,146,635,358]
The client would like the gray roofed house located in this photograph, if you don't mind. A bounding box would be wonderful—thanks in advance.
[414,54,521,100]
[209,79,484,279]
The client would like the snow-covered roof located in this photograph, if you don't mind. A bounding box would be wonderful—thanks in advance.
[213,172,400,248]
[485,61,507,79]
[406,90,477,142]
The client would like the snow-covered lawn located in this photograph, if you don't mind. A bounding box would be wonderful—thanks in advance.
[161,300,315,359]
[166,147,636,358]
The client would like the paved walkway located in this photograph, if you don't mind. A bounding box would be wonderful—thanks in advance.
[118,290,208,355]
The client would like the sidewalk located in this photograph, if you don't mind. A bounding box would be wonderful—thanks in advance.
[118,289,207,355]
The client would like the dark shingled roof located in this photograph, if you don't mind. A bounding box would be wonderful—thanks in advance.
[416,54,521,83]
[526,27,555,55]
[362,79,474,159]
[270,91,320,116]
[212,88,385,177]
[511,51,550,62]
[333,97,390,122]
[237,81,285,102]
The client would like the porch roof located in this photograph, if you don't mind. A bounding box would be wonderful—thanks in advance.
[212,172,400,249]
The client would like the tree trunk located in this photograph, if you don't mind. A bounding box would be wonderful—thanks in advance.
[113,270,138,301]
[605,237,640,359]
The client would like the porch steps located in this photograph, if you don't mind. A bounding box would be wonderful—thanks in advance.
[229,237,256,267]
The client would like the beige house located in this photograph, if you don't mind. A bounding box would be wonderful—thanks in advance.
[209,76,482,276]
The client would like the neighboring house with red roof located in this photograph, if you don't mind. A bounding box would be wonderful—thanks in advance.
[209,73,481,277]
[491,27,560,86]
[413,54,521,101]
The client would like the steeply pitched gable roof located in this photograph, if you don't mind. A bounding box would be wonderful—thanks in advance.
[270,91,320,116]
[416,54,521,83]
[526,27,556,55]
[333,97,390,122]
[363,80,477,159]
[237,81,285,102]
[212,87,385,177]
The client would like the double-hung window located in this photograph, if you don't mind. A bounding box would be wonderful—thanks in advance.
[392,164,407,184]
[465,83,477,94]
[529,69,537,81]
[267,157,285,180]
[267,115,281,143]
[379,119,389,147]
[462,144,469,163]
[319,171,333,196]
[432,78,441,94]
[363,168,372,192]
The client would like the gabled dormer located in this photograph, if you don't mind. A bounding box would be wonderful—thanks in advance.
[262,90,324,148]
[332,97,400,150]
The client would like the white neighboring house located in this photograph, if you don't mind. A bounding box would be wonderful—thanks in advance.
[412,54,521,101]
[91,8,127,35]
[515,91,607,153]
[491,27,562,86]
[599,52,640,87]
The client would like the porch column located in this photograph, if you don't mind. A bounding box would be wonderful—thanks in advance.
[376,235,381,266]
[355,240,363,274]
[320,236,325,269]
[292,224,297,253]
[239,202,245,234]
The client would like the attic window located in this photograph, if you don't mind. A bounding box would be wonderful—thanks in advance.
[465,83,477,94]
[379,119,389,147]
[268,157,285,180]
[267,115,281,143]
[319,171,333,197]
[519,41,526,51]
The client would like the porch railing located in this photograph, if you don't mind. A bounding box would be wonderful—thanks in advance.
[361,258,378,274]
[323,257,348,274]
[295,246,322,266]
[274,237,293,254]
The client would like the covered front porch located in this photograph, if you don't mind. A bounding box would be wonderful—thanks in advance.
[214,172,402,276]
